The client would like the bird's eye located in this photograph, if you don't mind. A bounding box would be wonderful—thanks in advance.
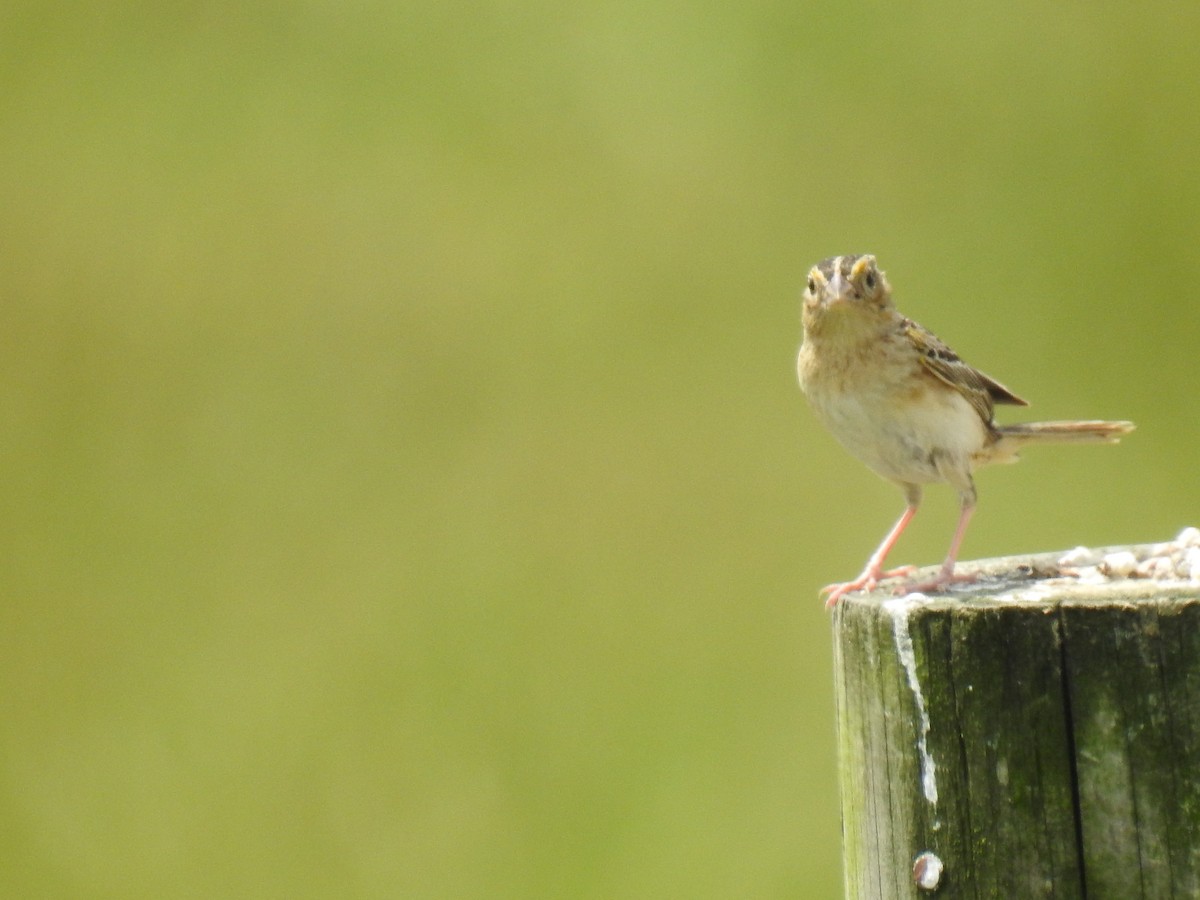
[806,277,816,293]
[864,271,876,289]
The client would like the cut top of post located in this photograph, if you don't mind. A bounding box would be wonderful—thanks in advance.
[849,529,1200,609]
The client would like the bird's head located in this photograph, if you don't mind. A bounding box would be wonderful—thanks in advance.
[801,254,892,338]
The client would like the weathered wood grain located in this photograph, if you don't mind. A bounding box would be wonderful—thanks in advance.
[833,543,1200,899]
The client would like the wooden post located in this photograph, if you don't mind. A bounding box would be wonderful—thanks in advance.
[833,537,1200,899]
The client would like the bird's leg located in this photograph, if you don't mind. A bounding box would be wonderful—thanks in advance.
[899,489,978,595]
[822,489,921,608]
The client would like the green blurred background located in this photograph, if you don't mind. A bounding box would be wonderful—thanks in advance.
[1,2,1196,897]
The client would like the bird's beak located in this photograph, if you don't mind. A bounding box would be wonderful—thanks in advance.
[827,270,854,306]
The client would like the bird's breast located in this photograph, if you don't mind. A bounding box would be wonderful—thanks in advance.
[798,340,989,485]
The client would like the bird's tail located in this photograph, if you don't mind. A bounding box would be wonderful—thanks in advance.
[988,420,1134,462]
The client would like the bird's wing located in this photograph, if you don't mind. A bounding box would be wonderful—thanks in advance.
[902,318,1029,425]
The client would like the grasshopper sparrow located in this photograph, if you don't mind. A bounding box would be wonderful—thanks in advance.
[797,254,1133,608]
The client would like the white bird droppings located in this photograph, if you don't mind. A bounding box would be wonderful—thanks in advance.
[1057,527,1200,585]
[1100,551,1138,578]
[884,596,938,807]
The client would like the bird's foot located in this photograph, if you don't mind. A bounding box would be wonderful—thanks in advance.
[821,564,917,609]
[895,565,976,596]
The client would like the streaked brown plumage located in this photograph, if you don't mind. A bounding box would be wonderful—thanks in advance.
[796,254,1133,607]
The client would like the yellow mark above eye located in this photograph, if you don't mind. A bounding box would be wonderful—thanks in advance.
[850,257,873,280]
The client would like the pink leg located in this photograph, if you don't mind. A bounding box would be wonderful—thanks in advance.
[822,505,919,609]
[900,503,977,594]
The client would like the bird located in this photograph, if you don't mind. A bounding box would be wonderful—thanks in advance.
[796,254,1133,608]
